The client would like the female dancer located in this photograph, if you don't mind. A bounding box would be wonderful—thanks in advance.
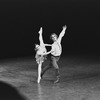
[35,27,51,83]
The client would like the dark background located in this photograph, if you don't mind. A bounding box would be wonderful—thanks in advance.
[0,0,100,59]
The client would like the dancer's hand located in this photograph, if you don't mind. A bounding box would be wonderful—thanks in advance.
[51,50,55,54]
[38,27,43,34]
[63,25,67,30]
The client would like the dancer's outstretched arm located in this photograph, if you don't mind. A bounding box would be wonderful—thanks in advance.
[38,27,44,46]
[58,25,67,43]
[44,44,52,46]
[42,50,52,55]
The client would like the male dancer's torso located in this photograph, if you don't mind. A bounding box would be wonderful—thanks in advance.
[51,40,62,56]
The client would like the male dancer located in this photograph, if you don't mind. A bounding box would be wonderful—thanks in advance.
[41,25,67,83]
[35,27,51,83]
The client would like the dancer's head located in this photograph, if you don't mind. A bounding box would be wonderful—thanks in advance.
[50,33,58,42]
[35,44,40,51]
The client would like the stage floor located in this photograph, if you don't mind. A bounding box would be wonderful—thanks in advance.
[0,55,100,100]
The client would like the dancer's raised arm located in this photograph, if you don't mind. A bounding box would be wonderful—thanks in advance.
[58,25,67,43]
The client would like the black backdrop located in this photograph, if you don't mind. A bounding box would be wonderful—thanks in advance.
[0,0,100,58]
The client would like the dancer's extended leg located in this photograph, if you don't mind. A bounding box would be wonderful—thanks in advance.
[37,62,42,83]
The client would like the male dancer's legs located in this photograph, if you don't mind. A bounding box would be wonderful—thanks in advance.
[51,56,60,83]
[41,55,60,83]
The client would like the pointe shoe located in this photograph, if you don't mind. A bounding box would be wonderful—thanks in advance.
[37,77,41,83]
